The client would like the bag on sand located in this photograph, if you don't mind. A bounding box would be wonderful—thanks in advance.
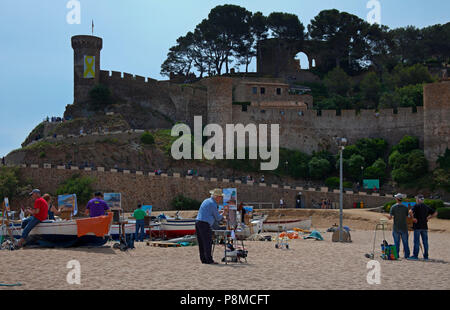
[332,230,352,242]
[381,242,398,260]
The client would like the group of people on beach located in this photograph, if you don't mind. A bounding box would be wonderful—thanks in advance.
[387,193,438,260]
[15,189,111,248]
[15,185,438,262]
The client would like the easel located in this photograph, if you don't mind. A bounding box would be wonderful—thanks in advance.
[1,199,17,248]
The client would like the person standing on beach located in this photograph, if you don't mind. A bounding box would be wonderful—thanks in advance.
[85,192,110,218]
[195,189,227,264]
[16,189,49,248]
[387,193,410,259]
[408,194,438,260]
[133,204,146,242]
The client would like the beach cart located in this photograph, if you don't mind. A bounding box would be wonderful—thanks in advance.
[212,230,248,264]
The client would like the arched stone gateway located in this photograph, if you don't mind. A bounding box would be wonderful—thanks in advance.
[256,38,321,82]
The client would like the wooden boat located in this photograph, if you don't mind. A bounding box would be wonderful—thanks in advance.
[1,214,113,247]
[262,216,312,232]
[110,222,136,240]
[235,215,267,239]
[148,218,196,239]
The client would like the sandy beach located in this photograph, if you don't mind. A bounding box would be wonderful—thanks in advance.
[1,210,449,290]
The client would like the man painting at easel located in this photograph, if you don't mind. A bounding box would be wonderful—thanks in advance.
[16,189,48,248]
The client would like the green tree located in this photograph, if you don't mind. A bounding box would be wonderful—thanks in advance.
[355,138,388,166]
[433,169,450,192]
[392,136,420,154]
[56,174,95,204]
[267,12,305,40]
[391,167,412,184]
[360,72,382,106]
[388,150,408,169]
[363,158,387,181]
[308,9,372,73]
[308,157,331,179]
[347,154,366,181]
[0,167,21,201]
[389,26,425,66]
[171,195,202,211]
[391,64,434,88]
[405,150,428,176]
[323,67,353,96]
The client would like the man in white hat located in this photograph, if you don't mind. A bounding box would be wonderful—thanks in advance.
[195,188,227,264]
[387,193,410,259]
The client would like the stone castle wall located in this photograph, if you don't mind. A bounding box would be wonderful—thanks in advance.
[99,70,208,128]
[424,81,450,169]
[231,105,425,155]
[10,166,394,212]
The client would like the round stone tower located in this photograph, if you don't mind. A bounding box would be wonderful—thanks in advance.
[71,35,103,104]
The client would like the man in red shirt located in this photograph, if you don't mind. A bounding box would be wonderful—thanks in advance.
[16,189,49,248]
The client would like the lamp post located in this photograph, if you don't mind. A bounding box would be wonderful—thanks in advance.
[336,137,348,242]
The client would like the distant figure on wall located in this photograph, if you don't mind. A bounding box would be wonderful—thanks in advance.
[280,198,284,209]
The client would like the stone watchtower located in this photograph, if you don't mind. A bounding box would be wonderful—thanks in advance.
[71,35,103,104]
[205,77,233,127]
[423,80,450,169]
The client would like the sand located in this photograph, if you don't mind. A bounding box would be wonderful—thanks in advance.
[1,210,450,290]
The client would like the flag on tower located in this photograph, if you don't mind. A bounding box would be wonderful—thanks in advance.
[92,20,94,35]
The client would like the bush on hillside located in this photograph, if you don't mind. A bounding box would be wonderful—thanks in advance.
[437,208,450,220]
[325,177,340,188]
[170,195,201,211]
[140,131,155,145]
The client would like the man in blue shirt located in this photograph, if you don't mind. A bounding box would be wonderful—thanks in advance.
[196,188,227,264]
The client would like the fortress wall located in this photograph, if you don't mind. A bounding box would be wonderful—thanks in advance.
[424,81,450,168]
[12,167,393,212]
[232,106,424,154]
[99,70,207,126]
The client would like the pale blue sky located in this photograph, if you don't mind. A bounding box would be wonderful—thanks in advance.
[0,0,449,157]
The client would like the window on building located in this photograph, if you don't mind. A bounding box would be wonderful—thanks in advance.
[276,88,282,95]
[260,87,265,95]
[252,87,257,94]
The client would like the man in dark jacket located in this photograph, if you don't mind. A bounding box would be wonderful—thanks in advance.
[408,194,438,260]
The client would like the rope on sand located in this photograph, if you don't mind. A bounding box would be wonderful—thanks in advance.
[0,283,22,287]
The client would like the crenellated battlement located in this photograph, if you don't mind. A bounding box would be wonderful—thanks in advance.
[100,70,158,84]
[232,104,423,122]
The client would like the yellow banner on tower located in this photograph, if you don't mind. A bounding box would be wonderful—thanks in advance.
[83,56,95,78]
